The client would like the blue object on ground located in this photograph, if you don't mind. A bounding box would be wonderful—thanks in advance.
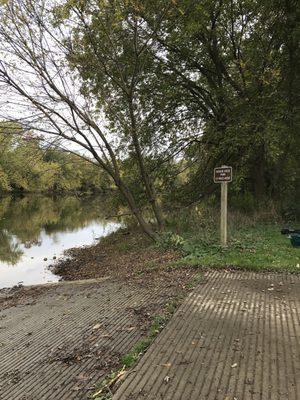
[290,233,300,247]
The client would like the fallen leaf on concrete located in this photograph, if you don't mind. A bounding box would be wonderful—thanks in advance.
[76,373,89,382]
[161,363,172,368]
[125,326,136,332]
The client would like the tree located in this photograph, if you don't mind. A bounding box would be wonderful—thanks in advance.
[56,0,166,227]
[0,0,165,238]
[1,0,299,224]
[132,0,300,205]
[0,121,110,194]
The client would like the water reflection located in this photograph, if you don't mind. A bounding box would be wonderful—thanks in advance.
[0,231,23,265]
[0,194,120,288]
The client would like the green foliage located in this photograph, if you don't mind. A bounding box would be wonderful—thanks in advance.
[230,193,257,214]
[121,339,151,369]
[156,231,186,250]
[1,0,300,229]
[0,122,107,194]
[137,0,299,215]
[166,206,300,272]
[121,314,167,368]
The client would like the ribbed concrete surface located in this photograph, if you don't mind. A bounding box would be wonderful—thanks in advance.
[114,271,300,400]
[0,279,173,400]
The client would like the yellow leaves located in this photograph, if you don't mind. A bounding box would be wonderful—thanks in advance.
[239,60,246,70]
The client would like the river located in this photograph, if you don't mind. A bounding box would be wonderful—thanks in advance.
[0,194,120,289]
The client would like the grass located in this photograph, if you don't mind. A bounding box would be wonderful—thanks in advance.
[186,272,204,288]
[120,302,182,369]
[163,207,300,273]
[180,225,299,272]
[97,206,299,273]
[121,315,165,368]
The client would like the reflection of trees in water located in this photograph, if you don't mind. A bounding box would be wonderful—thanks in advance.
[0,194,115,264]
[0,231,23,265]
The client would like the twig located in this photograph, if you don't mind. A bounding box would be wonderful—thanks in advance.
[92,366,126,398]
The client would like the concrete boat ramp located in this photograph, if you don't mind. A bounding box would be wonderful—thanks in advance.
[0,271,299,399]
[114,271,300,400]
[0,278,175,399]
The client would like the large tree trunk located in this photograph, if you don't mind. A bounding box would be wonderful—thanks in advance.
[253,146,266,200]
[114,177,157,241]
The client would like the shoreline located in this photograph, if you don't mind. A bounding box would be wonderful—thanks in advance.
[50,227,189,283]
[0,227,197,321]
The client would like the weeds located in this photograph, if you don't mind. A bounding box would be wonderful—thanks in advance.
[91,301,180,400]
[121,339,151,369]
[187,272,204,288]
[160,207,300,272]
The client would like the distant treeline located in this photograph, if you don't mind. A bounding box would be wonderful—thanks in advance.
[0,123,109,194]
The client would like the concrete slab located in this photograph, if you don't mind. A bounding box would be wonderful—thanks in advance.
[0,278,175,400]
[114,271,300,400]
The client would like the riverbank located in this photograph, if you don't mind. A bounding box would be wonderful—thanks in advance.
[51,228,189,283]
[51,213,300,283]
[0,193,121,288]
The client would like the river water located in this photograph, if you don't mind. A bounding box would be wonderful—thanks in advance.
[0,194,120,289]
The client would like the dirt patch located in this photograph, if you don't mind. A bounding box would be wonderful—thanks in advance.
[48,229,198,325]
[0,284,49,310]
[51,228,192,288]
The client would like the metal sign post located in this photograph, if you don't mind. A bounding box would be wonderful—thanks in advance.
[214,166,232,246]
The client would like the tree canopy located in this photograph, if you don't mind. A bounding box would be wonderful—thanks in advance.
[0,0,299,237]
